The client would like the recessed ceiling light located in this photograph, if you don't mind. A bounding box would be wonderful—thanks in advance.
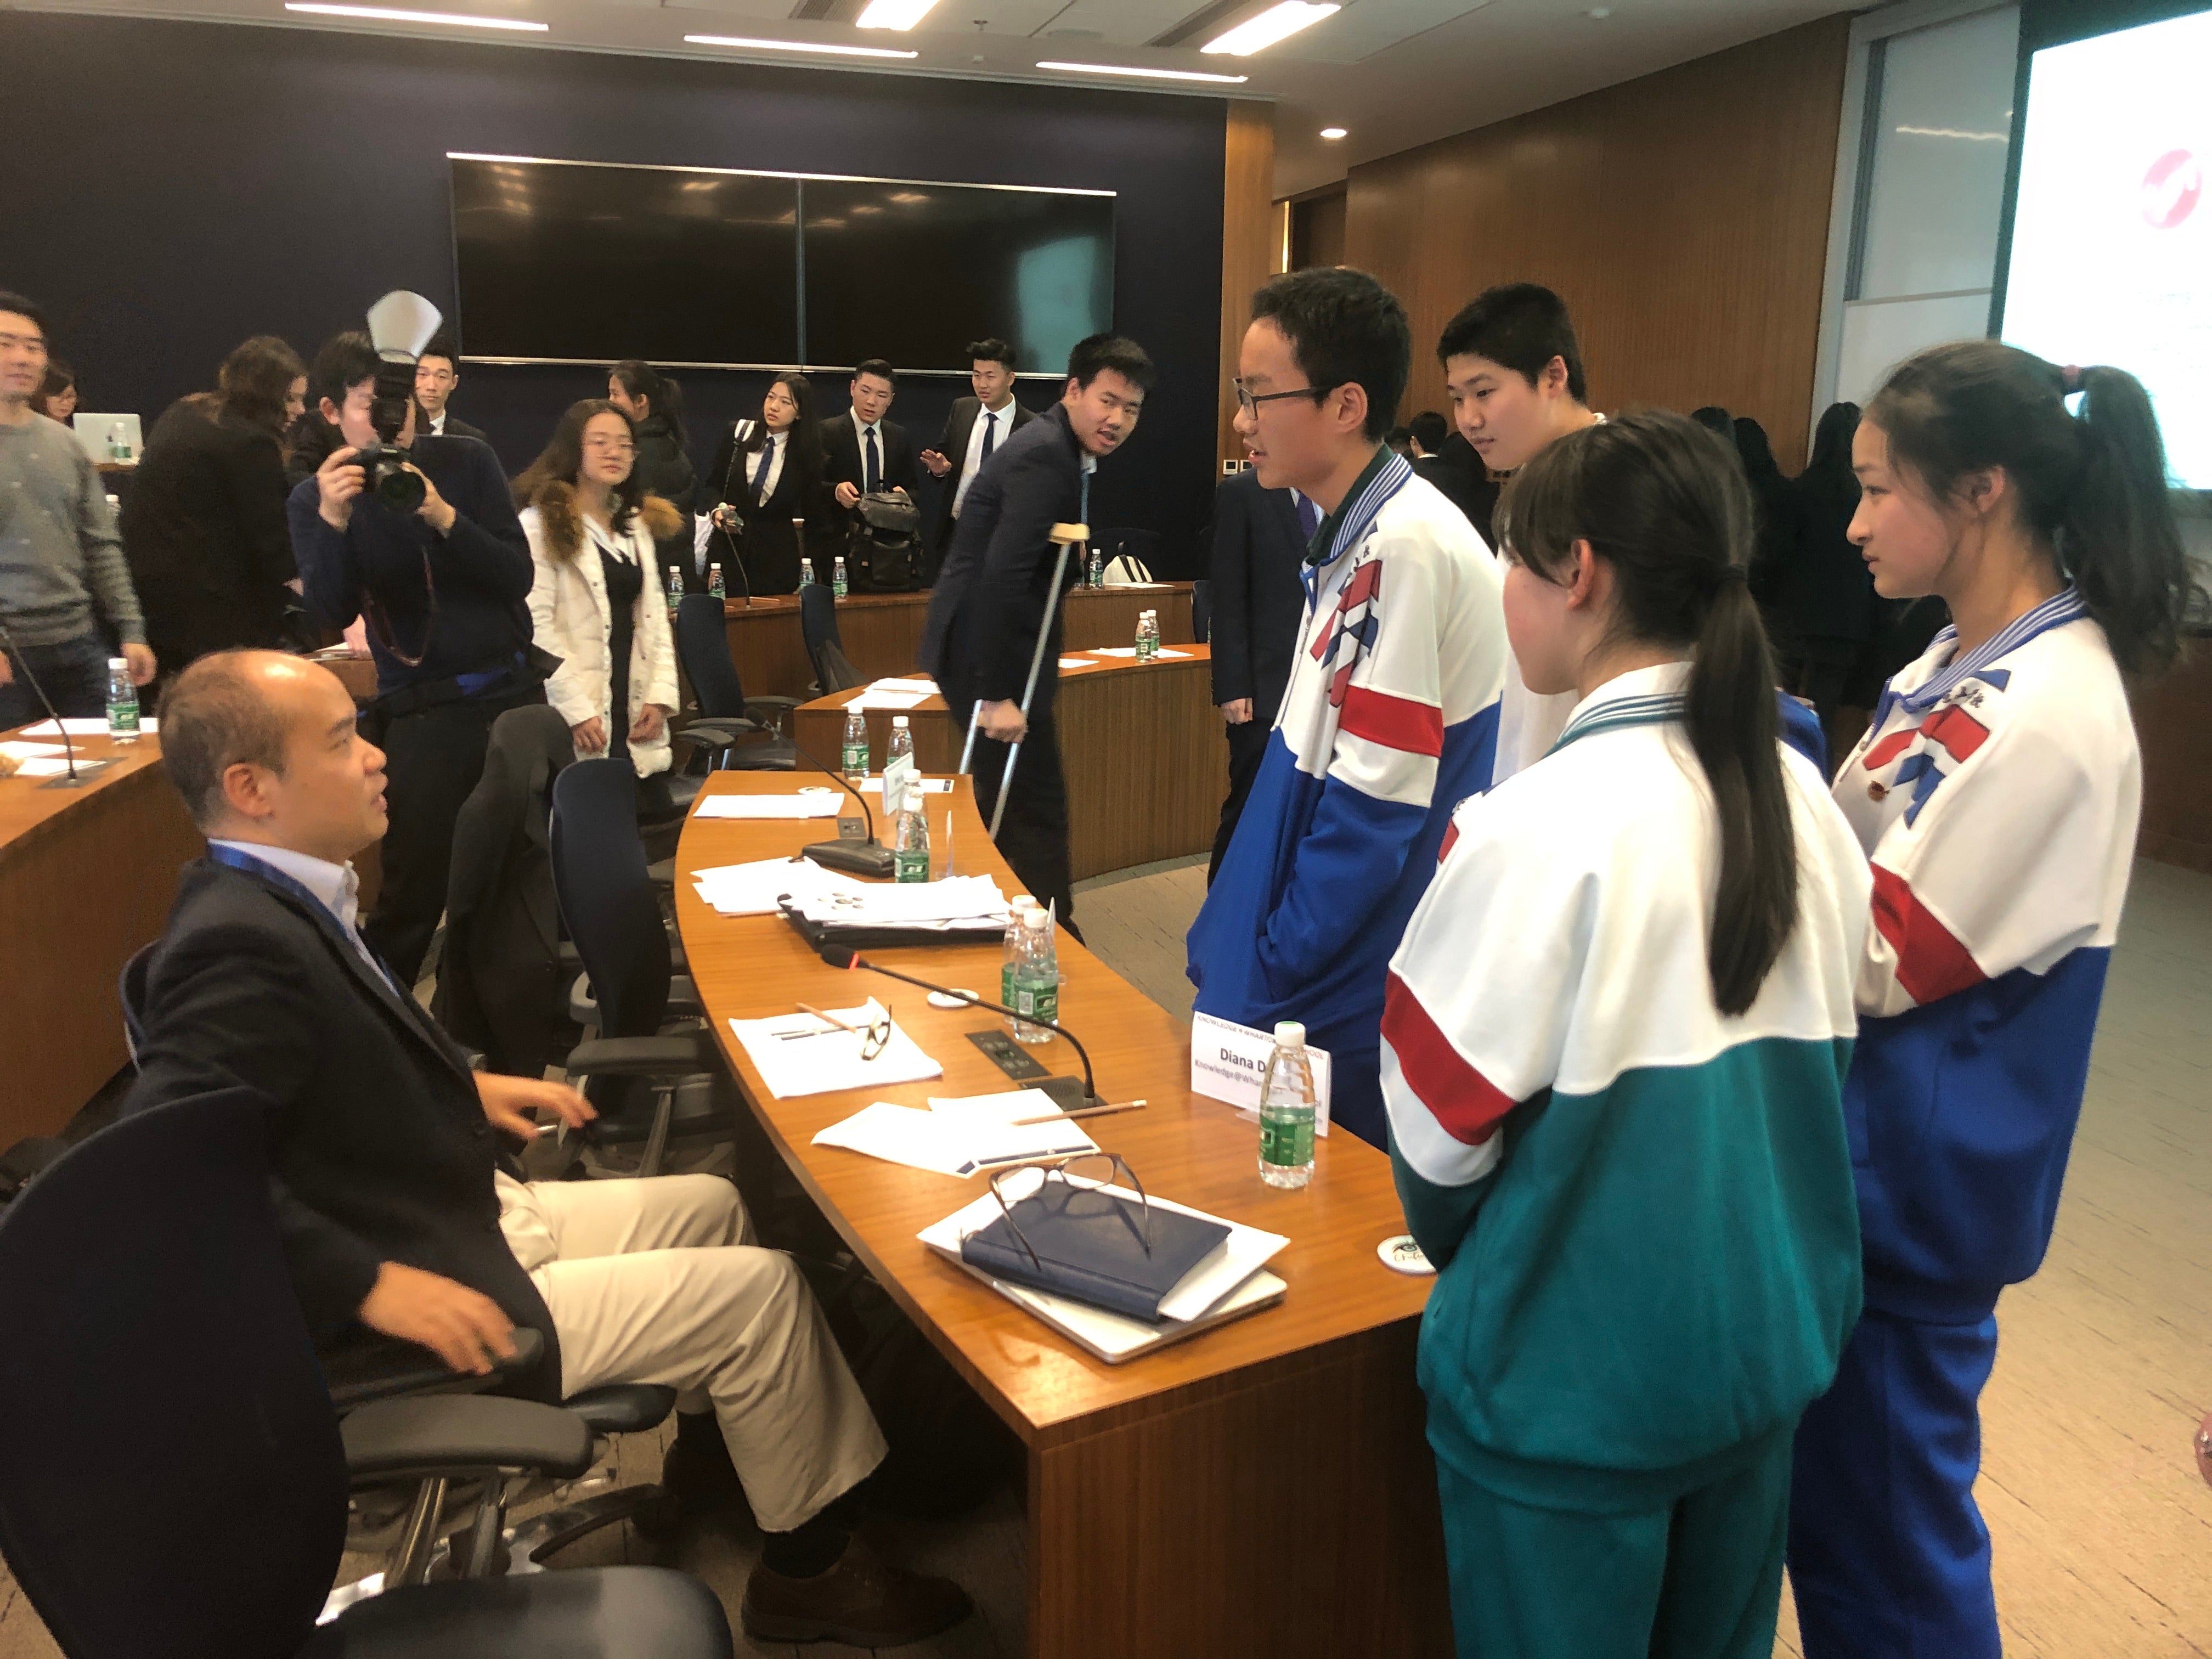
[855,0,939,26]
[685,33,919,59]
[1035,60,1249,83]
[1203,1,1339,56]
[1319,126,1347,140]
[284,3,546,29]
[1587,6,1612,15]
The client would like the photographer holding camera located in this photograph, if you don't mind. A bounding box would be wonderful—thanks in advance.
[286,320,543,987]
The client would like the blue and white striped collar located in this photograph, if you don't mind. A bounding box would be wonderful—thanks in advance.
[1874,586,2086,731]
[1548,661,1690,755]
[1299,447,1415,610]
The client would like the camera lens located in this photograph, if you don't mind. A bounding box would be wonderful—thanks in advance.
[374,458,425,512]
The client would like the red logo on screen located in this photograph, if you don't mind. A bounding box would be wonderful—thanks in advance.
[2142,150,2202,229]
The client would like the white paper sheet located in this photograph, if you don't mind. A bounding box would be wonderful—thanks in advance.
[867,677,939,696]
[20,718,153,737]
[845,689,930,712]
[691,794,840,820]
[1152,648,1193,659]
[690,857,864,917]
[926,1089,1101,1168]
[811,1103,974,1177]
[3,757,72,777]
[0,741,67,759]
[1084,647,1138,657]
[1058,656,1097,669]
[791,873,1008,927]
[727,998,944,1099]
[857,776,952,794]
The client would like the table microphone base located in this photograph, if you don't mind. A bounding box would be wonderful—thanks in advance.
[802,838,897,879]
[1034,1075,1102,1113]
[37,762,113,789]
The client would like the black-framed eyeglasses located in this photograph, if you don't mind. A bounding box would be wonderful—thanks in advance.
[982,1153,1152,1271]
[775,1003,893,1062]
[1232,377,1325,419]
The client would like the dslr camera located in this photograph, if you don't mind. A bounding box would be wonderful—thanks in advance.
[354,291,446,514]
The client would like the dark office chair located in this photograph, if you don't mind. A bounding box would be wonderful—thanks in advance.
[1190,577,1214,647]
[799,583,865,695]
[550,760,726,1178]
[673,592,797,771]
[0,1084,731,1659]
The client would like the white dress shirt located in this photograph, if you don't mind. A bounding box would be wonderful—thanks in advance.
[952,398,1019,519]
[209,838,393,989]
[427,411,447,436]
[848,410,887,493]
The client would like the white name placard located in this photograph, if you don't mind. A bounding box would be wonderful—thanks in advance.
[1190,1012,1331,1137]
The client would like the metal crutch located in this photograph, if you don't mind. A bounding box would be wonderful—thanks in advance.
[959,521,1087,840]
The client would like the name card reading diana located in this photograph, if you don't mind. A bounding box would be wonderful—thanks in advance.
[1190,1012,1332,1137]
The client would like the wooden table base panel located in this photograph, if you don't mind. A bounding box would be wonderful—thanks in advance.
[1027,1322,1451,1658]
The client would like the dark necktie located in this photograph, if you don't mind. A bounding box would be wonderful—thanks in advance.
[1296,493,1322,540]
[864,426,881,496]
[979,410,998,464]
[753,436,775,506]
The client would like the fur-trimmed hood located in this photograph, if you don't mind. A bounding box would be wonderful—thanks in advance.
[527,478,684,562]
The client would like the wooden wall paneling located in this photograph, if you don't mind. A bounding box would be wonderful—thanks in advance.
[1344,14,1853,461]
[2132,639,2212,873]
[1220,100,1279,470]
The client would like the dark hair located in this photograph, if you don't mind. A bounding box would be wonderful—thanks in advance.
[967,337,1016,371]
[1409,410,1448,453]
[1732,416,1782,486]
[1500,410,1797,1015]
[514,399,647,543]
[310,331,379,411]
[737,372,824,468]
[0,291,49,337]
[1066,332,1156,393]
[217,336,306,438]
[1436,283,1587,404]
[1250,267,1408,441]
[1867,340,2189,674]
[609,358,685,430]
[1805,401,1860,484]
[416,332,459,371]
[1690,406,1734,442]
[852,358,896,387]
[158,650,294,830]
[32,357,74,416]
[1385,425,1413,453]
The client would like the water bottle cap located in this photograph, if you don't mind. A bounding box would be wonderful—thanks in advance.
[1273,1020,1306,1047]
[108,657,129,670]
[891,715,908,728]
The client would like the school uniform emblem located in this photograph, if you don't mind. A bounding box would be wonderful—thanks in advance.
[1311,558,1382,708]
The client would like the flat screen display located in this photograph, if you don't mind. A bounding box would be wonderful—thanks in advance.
[1999,6,2212,487]
[450,157,800,366]
[800,179,1114,374]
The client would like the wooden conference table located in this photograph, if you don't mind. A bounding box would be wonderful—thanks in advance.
[676,773,1449,1656]
[0,728,203,1148]
[790,647,1229,883]
[723,581,1195,702]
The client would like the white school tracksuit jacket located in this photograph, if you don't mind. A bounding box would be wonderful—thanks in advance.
[1187,449,1508,1148]
[1830,588,2139,1320]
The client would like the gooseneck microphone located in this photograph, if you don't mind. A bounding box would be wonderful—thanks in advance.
[789,743,896,878]
[0,614,104,789]
[817,942,1099,1110]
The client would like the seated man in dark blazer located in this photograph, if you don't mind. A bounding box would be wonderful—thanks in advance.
[921,334,1153,927]
[1206,466,1314,883]
[820,357,917,511]
[124,650,968,1649]
[919,337,1034,581]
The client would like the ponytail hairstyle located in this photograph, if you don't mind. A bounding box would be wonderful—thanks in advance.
[1865,341,2189,674]
[608,359,685,433]
[216,335,307,439]
[1499,410,1797,1015]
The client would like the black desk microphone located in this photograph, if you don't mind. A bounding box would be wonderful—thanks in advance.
[791,743,896,878]
[0,615,108,790]
[816,942,1100,1111]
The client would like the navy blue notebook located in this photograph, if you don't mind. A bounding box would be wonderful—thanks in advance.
[960,1182,1231,1324]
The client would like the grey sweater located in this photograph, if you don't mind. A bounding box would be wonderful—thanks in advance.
[0,415,144,647]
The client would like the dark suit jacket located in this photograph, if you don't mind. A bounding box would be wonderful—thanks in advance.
[433,412,488,445]
[121,399,300,674]
[699,421,834,596]
[928,396,1035,555]
[122,857,558,1393]
[922,403,1088,708]
[1207,470,1310,726]
[1413,443,1499,545]
[821,410,917,503]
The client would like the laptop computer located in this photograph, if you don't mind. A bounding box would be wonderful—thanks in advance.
[71,413,143,464]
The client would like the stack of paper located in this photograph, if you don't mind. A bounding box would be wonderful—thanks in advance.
[846,688,930,711]
[811,1088,1099,1177]
[691,857,865,917]
[20,717,153,737]
[857,776,952,795]
[692,794,841,820]
[725,999,943,1098]
[788,873,1009,930]
[870,677,938,696]
[918,1171,1290,1363]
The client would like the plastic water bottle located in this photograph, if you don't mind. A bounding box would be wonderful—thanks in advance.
[105,658,140,743]
[832,556,849,599]
[887,713,915,772]
[708,562,725,600]
[1087,546,1104,588]
[1008,908,1059,1045]
[1001,897,1041,1038]
[891,780,930,884]
[1135,609,1159,661]
[109,421,131,462]
[841,708,868,784]
[1258,1022,1317,1189]
[665,565,682,612]
[799,557,815,588]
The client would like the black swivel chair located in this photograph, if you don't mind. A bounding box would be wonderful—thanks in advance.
[673,592,797,770]
[798,583,865,695]
[0,1084,731,1659]
[549,760,727,1178]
